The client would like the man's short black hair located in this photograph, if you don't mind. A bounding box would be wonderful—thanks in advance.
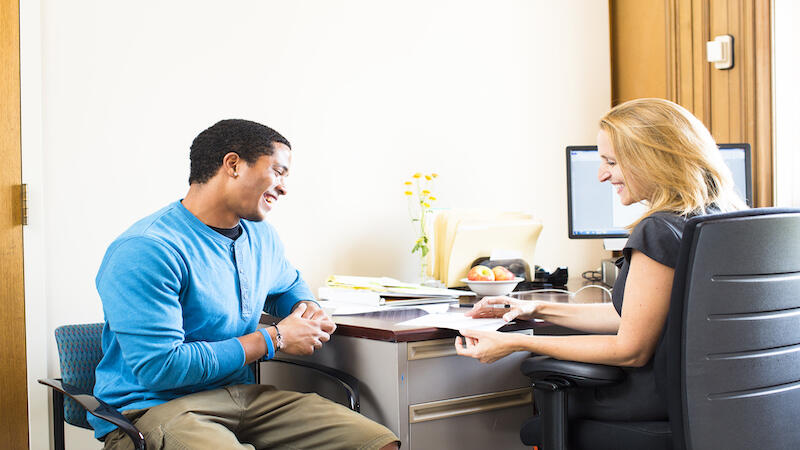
[189,119,291,184]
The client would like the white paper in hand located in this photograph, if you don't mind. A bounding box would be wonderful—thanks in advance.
[397,312,507,331]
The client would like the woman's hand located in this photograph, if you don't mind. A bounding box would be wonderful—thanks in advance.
[464,296,542,322]
[453,329,518,363]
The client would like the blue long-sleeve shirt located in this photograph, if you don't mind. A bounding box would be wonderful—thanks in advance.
[89,201,314,438]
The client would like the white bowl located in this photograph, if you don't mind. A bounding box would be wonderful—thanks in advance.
[460,277,524,296]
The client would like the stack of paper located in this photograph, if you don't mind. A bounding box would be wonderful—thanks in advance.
[325,275,420,292]
[431,210,543,287]
[320,275,475,306]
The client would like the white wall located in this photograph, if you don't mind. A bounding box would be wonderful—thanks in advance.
[773,0,800,207]
[20,0,48,448]
[23,1,610,448]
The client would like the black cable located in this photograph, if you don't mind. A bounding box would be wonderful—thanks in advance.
[582,270,602,283]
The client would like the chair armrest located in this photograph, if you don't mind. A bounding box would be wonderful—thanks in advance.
[269,358,361,412]
[38,378,146,450]
[520,355,625,389]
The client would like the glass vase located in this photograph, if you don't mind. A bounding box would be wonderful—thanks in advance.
[418,250,429,285]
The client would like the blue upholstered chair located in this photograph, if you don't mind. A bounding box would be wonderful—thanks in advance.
[39,323,146,450]
[39,322,361,450]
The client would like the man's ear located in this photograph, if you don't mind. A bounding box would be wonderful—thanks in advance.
[222,152,240,177]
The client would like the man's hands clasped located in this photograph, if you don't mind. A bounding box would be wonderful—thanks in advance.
[277,301,336,355]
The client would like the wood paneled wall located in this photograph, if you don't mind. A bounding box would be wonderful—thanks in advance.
[610,0,773,206]
[610,1,670,104]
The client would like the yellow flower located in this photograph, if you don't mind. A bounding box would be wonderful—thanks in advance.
[421,189,430,195]
[423,202,431,208]
[425,175,432,181]
[431,173,439,178]
[413,173,422,179]
[429,196,437,201]
[404,181,412,185]
[404,191,413,196]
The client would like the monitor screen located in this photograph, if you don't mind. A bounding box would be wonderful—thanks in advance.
[566,144,752,239]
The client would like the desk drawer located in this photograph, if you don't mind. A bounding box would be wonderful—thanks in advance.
[408,388,531,450]
[405,336,531,404]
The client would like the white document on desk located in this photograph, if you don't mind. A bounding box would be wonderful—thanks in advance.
[324,303,386,315]
[324,302,452,316]
[396,312,508,331]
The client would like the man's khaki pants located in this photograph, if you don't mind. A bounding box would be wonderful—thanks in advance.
[102,384,398,450]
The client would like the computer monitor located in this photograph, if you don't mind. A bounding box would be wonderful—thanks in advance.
[566,143,752,240]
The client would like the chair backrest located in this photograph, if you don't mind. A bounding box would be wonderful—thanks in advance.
[54,323,105,429]
[664,208,800,450]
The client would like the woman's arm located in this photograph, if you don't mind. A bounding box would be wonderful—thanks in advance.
[528,302,622,334]
[466,295,621,334]
[456,250,673,367]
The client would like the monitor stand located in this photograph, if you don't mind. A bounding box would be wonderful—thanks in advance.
[600,239,626,287]
[603,238,627,252]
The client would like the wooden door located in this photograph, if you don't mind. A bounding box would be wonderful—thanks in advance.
[704,0,772,206]
[0,0,29,448]
[610,0,773,206]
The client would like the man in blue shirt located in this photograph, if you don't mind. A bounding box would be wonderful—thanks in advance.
[95,119,399,449]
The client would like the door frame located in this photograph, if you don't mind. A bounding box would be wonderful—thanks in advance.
[1,0,30,447]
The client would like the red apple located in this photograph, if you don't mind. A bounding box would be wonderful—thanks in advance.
[492,266,515,281]
[467,265,495,281]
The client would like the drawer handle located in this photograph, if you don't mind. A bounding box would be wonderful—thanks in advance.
[409,388,532,423]
[407,338,457,360]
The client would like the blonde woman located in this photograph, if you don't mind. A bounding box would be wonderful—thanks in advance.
[455,98,747,423]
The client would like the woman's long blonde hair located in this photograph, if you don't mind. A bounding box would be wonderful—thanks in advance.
[599,98,747,227]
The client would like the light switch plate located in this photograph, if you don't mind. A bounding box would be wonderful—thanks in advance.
[706,35,734,70]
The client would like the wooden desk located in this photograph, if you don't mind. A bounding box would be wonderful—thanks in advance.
[331,306,542,342]
[259,285,608,450]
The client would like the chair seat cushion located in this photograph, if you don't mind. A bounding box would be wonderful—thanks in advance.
[569,419,672,450]
[520,416,672,449]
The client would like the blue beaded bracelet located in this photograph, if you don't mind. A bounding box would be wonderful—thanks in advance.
[258,327,275,361]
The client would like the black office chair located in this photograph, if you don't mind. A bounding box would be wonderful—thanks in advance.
[39,323,361,450]
[519,208,800,449]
